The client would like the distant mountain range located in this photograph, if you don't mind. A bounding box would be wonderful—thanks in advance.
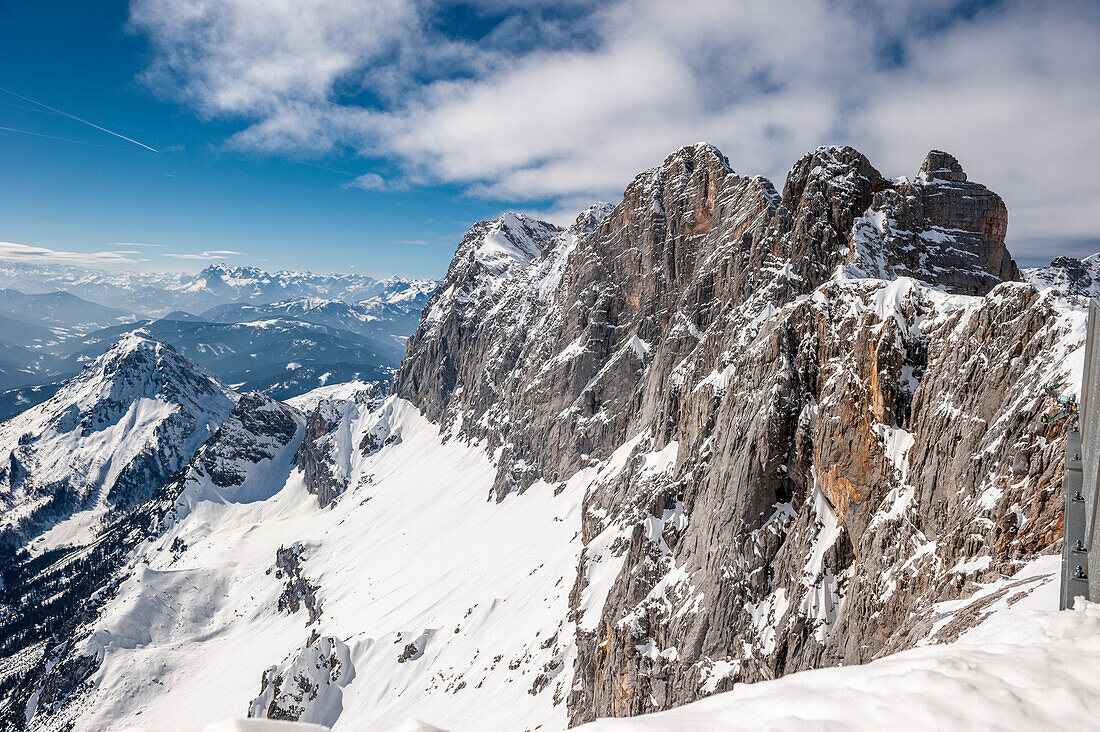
[0,264,438,417]
[1022,254,1100,299]
[0,262,437,316]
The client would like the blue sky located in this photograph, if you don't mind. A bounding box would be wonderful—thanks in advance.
[1,0,1097,277]
[0,0,541,277]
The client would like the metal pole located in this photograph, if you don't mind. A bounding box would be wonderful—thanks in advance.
[1061,299,1100,608]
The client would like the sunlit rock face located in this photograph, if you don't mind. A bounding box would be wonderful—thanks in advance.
[395,142,1079,723]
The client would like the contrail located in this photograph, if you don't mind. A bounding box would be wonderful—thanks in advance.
[0,124,127,151]
[0,87,159,152]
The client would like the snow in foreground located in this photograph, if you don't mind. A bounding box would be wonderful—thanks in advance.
[60,386,1091,731]
[580,584,1100,730]
[199,586,1100,731]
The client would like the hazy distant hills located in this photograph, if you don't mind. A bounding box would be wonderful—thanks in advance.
[0,288,137,333]
[0,263,437,418]
[61,316,394,395]
[0,262,435,316]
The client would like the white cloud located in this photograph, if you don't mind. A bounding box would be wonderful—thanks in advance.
[858,3,1100,253]
[161,249,243,260]
[0,241,140,264]
[132,0,1100,261]
[130,0,421,116]
[344,172,407,192]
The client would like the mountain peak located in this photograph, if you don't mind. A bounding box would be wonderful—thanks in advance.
[96,330,182,370]
[0,332,235,553]
[570,202,616,236]
[666,141,734,173]
[919,149,967,182]
[458,211,561,276]
[72,332,231,415]
[784,145,885,200]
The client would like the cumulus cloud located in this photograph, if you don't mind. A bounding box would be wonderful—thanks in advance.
[0,241,141,264]
[129,0,421,115]
[131,0,1100,262]
[161,249,243,260]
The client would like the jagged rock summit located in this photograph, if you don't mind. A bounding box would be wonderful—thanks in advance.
[397,142,1023,498]
[395,141,1075,723]
[845,147,1017,292]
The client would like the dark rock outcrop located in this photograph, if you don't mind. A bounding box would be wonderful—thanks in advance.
[196,391,301,488]
[275,543,322,626]
[248,634,353,726]
[296,403,346,508]
[296,383,386,507]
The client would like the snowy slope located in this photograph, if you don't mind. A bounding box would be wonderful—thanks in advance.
[49,397,594,730]
[201,555,1100,732]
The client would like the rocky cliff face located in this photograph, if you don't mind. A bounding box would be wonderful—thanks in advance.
[395,142,1080,723]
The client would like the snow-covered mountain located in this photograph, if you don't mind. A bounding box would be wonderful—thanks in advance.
[60,316,395,398]
[0,272,433,416]
[0,143,1094,731]
[200,282,436,362]
[1024,254,1100,299]
[0,333,236,557]
[396,144,1084,723]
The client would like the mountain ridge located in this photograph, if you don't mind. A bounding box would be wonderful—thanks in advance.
[0,140,1090,730]
[0,262,439,318]
[394,141,1079,722]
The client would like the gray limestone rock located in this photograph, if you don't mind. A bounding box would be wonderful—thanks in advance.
[392,142,1072,725]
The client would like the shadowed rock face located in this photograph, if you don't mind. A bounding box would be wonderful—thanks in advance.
[198,391,300,488]
[394,142,1077,724]
[296,383,386,508]
[296,403,345,508]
